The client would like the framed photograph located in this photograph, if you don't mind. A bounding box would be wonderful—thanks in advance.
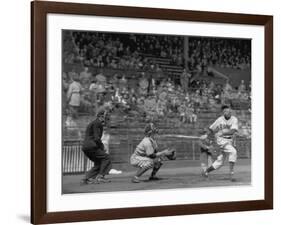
[31,1,273,224]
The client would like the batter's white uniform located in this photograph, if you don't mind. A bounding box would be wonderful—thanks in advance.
[209,115,238,169]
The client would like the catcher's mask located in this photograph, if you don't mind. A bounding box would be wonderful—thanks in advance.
[198,128,209,135]
[144,123,158,136]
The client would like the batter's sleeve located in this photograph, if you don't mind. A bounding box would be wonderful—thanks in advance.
[209,118,220,132]
[230,117,239,131]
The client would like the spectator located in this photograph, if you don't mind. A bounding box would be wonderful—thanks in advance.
[156,98,167,117]
[96,71,107,86]
[79,66,92,89]
[186,103,197,124]
[192,89,202,108]
[119,75,128,91]
[62,72,69,113]
[224,80,232,92]
[137,97,146,120]
[180,68,191,93]
[144,95,157,121]
[67,72,82,119]
[238,80,246,92]
[129,88,138,105]
[178,103,187,123]
[138,72,149,96]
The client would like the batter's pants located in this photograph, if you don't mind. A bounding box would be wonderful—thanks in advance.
[212,142,237,170]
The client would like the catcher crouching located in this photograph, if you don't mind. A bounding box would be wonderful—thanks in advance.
[130,122,176,183]
[198,130,217,174]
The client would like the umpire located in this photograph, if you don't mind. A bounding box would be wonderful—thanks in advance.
[81,110,112,184]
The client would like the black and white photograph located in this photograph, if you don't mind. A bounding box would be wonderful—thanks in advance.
[61,30,252,194]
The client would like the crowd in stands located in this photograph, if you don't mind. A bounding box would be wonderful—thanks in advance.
[63,31,83,64]
[67,32,183,70]
[63,67,251,127]
[63,31,251,74]
[188,37,251,71]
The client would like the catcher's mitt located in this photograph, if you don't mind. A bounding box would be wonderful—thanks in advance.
[208,145,221,160]
[164,148,177,160]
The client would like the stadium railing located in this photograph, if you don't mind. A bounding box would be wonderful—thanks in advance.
[62,136,251,175]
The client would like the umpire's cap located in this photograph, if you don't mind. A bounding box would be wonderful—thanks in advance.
[144,123,158,136]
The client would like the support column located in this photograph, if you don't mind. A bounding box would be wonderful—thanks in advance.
[184,36,189,70]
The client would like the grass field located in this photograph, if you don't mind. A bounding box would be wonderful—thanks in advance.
[62,159,251,194]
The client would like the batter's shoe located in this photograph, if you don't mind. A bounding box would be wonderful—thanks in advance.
[229,172,236,182]
[131,176,141,183]
[201,169,209,178]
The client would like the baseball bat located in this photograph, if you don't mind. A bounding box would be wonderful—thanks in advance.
[161,134,201,139]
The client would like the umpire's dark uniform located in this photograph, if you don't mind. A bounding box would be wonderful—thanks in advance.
[82,117,112,180]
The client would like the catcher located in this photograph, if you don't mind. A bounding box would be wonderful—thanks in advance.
[130,122,176,183]
[198,130,218,174]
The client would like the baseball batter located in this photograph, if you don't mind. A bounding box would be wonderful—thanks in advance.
[202,105,238,181]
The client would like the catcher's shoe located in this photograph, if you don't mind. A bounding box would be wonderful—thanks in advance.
[96,176,111,183]
[131,176,141,183]
[148,176,162,181]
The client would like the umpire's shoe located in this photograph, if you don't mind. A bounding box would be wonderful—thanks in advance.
[80,178,99,185]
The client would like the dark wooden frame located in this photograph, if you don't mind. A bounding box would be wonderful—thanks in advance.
[31,1,273,224]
